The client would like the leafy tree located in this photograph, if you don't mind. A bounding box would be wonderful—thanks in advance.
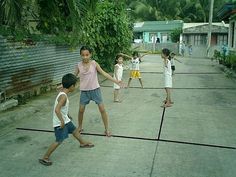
[170,28,182,43]
[81,0,133,71]
[36,0,132,71]
[0,0,26,27]
[36,0,99,47]
[125,0,232,22]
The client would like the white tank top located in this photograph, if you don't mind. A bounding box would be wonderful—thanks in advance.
[53,92,71,127]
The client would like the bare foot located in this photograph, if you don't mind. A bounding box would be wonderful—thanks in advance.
[104,130,111,137]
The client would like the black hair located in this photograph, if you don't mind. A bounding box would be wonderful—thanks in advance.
[114,54,123,64]
[132,51,139,57]
[62,73,77,89]
[162,48,171,60]
[80,45,93,54]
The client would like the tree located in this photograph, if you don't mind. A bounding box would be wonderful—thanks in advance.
[36,0,99,46]
[0,0,26,27]
[170,28,182,42]
[125,0,231,22]
[81,0,133,71]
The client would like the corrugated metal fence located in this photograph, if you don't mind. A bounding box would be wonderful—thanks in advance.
[0,35,81,101]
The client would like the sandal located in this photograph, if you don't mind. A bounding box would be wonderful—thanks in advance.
[39,158,52,166]
[80,143,94,148]
[163,100,174,104]
[161,104,172,108]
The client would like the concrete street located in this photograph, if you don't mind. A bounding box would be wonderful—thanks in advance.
[0,54,236,177]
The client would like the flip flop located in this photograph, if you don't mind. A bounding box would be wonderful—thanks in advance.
[39,158,52,166]
[161,104,172,108]
[80,143,94,148]
[163,100,174,104]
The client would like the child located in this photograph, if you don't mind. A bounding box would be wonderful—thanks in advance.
[119,51,148,88]
[161,48,173,107]
[39,73,94,166]
[74,46,123,137]
[113,54,124,102]
[170,52,182,75]
[188,44,193,56]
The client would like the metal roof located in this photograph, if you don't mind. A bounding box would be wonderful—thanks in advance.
[0,36,81,99]
[133,20,183,32]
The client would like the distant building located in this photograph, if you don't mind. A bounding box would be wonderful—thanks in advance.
[182,22,228,46]
[179,22,228,57]
[133,20,183,43]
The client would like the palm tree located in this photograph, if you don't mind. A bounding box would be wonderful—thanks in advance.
[0,0,26,28]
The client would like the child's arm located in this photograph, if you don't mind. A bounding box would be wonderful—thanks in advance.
[174,57,182,63]
[74,65,80,77]
[139,52,150,59]
[119,53,132,59]
[164,58,168,67]
[55,95,67,128]
[96,62,123,86]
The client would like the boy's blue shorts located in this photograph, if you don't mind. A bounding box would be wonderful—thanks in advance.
[54,121,76,143]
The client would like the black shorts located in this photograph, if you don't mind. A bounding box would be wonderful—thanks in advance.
[171,66,175,71]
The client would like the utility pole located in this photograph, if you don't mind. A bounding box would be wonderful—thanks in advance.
[207,0,214,57]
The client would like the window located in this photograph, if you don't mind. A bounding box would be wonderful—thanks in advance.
[217,35,228,45]
[193,35,206,45]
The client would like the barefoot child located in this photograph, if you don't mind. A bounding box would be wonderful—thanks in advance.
[119,51,148,88]
[113,54,124,102]
[74,46,123,136]
[39,73,94,166]
[161,48,173,107]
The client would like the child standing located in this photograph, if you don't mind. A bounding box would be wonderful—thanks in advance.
[161,48,173,108]
[188,44,193,56]
[39,73,94,166]
[120,51,148,88]
[74,46,123,137]
[113,54,124,102]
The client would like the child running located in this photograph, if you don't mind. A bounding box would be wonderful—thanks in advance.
[113,54,124,102]
[39,73,94,166]
[119,51,148,88]
[161,48,173,108]
[74,46,123,137]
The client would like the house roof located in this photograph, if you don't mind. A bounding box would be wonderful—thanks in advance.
[183,22,229,29]
[133,20,183,32]
[183,22,229,34]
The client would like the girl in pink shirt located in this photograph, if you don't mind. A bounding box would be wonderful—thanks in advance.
[75,46,122,136]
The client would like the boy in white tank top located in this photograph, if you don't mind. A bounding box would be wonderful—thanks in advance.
[39,73,94,166]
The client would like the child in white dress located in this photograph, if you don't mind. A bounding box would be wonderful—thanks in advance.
[161,48,173,107]
[113,55,124,102]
